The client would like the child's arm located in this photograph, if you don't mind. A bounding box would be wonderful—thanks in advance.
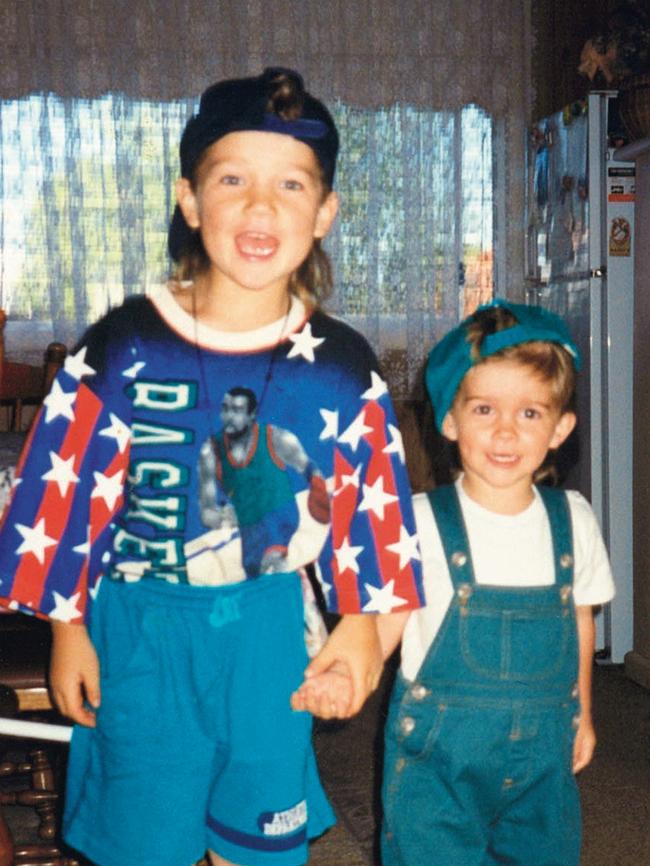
[293,610,411,718]
[377,610,410,660]
[573,604,596,773]
[49,621,101,727]
[300,613,382,716]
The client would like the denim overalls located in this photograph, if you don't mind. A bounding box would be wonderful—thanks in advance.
[382,485,581,866]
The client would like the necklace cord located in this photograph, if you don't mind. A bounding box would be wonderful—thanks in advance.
[191,289,293,420]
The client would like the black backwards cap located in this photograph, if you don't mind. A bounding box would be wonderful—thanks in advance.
[168,67,339,262]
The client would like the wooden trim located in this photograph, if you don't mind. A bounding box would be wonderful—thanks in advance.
[16,688,52,712]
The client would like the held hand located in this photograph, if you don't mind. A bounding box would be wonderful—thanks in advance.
[291,659,353,719]
[49,622,100,727]
[573,715,596,773]
[301,614,382,717]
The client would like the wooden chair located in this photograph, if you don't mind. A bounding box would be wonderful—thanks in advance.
[0,745,78,866]
[0,622,77,866]
[0,312,67,432]
[0,713,73,866]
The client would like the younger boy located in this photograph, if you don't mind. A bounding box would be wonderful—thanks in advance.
[380,299,615,866]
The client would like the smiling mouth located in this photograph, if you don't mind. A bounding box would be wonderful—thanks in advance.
[236,232,279,260]
[489,453,519,465]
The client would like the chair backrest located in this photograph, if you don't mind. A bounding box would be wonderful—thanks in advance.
[0,311,67,431]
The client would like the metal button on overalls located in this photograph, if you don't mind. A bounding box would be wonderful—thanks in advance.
[410,684,429,701]
[400,716,416,736]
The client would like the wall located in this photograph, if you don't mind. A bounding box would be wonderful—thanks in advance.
[627,143,650,689]
[531,0,615,119]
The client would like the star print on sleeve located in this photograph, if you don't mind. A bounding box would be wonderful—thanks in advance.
[49,590,83,623]
[15,519,57,565]
[72,527,91,557]
[362,579,407,614]
[63,347,96,381]
[91,469,125,511]
[362,371,388,401]
[358,476,399,520]
[42,380,77,423]
[326,382,423,615]
[319,408,339,441]
[0,308,133,623]
[41,452,80,497]
[99,413,131,454]
[334,463,361,496]
[287,322,325,363]
[334,536,364,575]
[386,526,422,570]
[383,423,406,464]
[338,410,373,452]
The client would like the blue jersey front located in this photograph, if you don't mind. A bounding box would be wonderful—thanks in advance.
[0,286,424,622]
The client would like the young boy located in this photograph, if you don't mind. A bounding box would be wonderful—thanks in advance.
[0,69,423,866]
[380,299,615,866]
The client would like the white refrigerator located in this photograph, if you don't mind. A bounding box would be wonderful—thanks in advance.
[526,91,634,663]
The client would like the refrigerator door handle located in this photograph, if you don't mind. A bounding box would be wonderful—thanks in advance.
[525,227,540,281]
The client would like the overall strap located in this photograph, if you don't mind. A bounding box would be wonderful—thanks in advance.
[536,485,575,586]
[426,485,476,588]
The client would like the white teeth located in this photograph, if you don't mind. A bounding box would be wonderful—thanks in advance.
[238,233,277,257]
[243,244,273,255]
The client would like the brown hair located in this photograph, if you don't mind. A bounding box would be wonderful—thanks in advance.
[174,70,334,307]
[464,305,576,413]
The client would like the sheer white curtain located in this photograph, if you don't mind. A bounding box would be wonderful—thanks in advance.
[0,0,531,399]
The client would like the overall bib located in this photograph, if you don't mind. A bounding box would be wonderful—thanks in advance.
[382,485,581,866]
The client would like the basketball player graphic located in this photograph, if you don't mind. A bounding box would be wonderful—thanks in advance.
[198,386,330,578]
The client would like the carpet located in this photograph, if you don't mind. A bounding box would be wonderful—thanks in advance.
[314,663,650,866]
[314,662,395,866]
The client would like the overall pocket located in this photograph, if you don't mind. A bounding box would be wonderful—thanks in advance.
[387,694,447,762]
[459,601,571,681]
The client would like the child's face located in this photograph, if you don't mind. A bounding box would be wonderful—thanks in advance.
[175,131,338,300]
[442,358,576,513]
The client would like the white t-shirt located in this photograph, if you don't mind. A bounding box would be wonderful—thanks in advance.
[401,478,616,681]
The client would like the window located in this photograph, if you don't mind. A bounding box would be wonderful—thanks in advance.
[0,94,493,393]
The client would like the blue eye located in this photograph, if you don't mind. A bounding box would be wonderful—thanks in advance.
[282,179,304,191]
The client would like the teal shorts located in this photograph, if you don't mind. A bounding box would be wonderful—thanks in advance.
[63,573,335,866]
